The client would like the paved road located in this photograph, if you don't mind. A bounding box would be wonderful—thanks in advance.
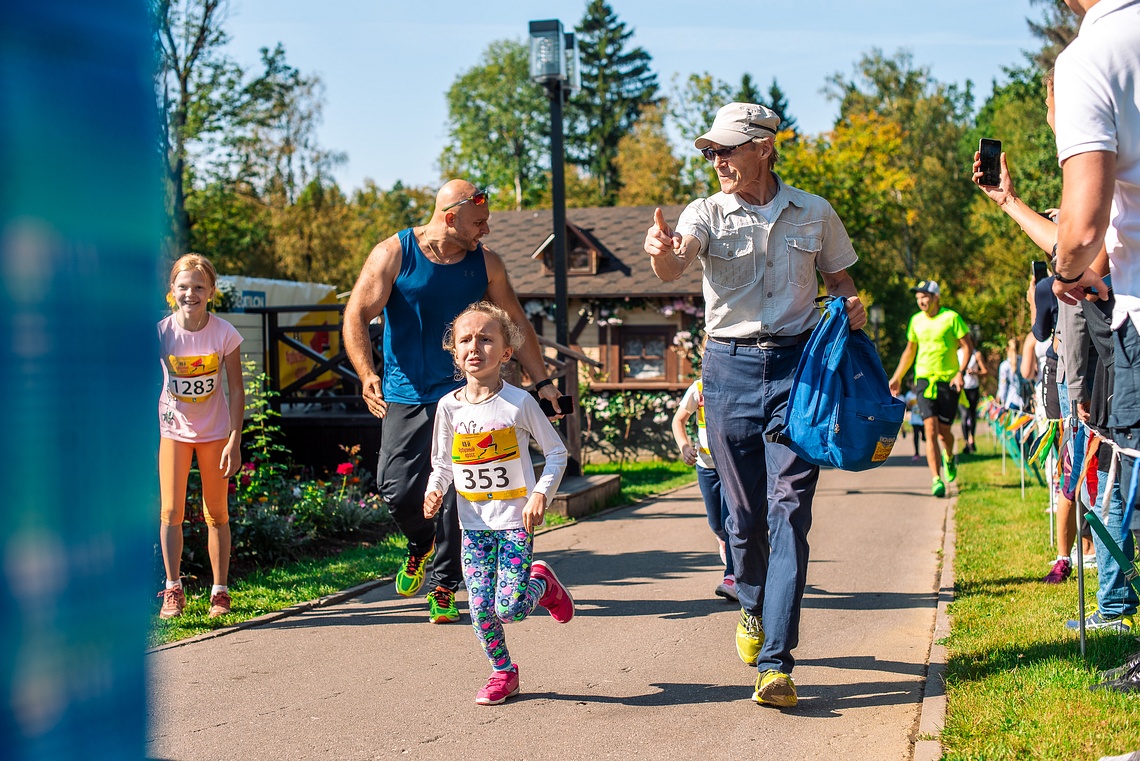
[147,449,949,760]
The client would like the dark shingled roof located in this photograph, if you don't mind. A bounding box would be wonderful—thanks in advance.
[483,204,702,299]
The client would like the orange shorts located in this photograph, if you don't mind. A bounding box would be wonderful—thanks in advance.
[159,437,230,527]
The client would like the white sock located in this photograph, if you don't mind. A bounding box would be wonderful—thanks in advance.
[211,585,228,596]
[166,579,182,590]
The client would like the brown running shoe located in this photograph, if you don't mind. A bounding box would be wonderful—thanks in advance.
[159,586,186,619]
[208,590,232,618]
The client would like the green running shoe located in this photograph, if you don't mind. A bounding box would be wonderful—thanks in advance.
[395,542,434,597]
[736,609,764,666]
[753,669,798,708]
[943,452,958,483]
[932,476,946,498]
[427,586,460,623]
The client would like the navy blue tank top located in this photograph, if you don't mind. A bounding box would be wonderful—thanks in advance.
[382,228,489,404]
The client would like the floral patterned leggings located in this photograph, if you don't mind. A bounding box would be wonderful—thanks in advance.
[461,528,547,671]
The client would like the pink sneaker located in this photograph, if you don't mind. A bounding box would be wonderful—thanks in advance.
[715,575,738,601]
[1042,557,1072,584]
[532,560,574,623]
[475,665,520,706]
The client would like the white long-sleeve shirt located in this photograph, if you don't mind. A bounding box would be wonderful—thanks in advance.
[427,381,567,531]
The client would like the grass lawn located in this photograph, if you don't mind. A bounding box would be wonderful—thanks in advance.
[151,459,697,646]
[942,436,1140,760]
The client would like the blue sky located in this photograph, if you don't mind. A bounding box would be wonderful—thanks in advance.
[224,0,1044,193]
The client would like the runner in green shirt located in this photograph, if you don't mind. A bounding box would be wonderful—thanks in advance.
[888,280,974,497]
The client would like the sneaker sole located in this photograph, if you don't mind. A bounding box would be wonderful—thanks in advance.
[158,610,183,620]
[475,685,520,706]
[715,585,739,602]
[429,613,460,624]
[754,680,798,707]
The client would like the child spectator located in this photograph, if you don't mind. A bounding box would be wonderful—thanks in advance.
[672,378,737,601]
[904,388,925,462]
[423,302,572,706]
[157,254,244,619]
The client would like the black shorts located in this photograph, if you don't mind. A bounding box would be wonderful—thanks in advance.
[914,378,958,425]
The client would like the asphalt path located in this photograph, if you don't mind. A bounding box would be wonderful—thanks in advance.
[147,448,949,760]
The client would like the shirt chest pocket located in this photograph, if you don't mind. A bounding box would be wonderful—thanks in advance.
[785,227,822,288]
[706,229,756,290]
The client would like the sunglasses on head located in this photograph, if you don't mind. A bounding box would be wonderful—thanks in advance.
[441,188,490,212]
[700,142,752,162]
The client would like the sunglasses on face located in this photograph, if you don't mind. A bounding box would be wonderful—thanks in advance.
[700,142,752,162]
[441,188,490,212]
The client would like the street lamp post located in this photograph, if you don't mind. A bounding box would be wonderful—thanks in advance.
[869,304,885,346]
[528,19,580,356]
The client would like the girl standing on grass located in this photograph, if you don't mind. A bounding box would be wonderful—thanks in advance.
[423,301,572,706]
[157,254,244,620]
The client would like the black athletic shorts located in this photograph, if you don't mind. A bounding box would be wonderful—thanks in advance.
[914,378,958,425]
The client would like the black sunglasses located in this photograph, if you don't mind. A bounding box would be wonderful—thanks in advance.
[441,188,490,212]
[701,142,753,162]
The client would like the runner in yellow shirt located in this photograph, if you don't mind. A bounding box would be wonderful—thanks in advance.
[888,280,973,497]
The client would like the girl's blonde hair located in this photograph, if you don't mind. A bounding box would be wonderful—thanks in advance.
[169,253,218,290]
[443,301,522,376]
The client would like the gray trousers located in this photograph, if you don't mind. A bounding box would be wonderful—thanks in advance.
[376,402,462,591]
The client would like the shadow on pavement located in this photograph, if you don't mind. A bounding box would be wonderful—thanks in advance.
[800,584,937,612]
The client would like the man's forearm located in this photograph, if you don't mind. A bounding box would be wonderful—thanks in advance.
[343,312,377,380]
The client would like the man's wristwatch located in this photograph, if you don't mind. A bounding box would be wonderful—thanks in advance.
[535,378,554,392]
[1054,270,1082,284]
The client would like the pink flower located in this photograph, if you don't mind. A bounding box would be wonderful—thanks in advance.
[336,462,354,476]
[243,462,256,471]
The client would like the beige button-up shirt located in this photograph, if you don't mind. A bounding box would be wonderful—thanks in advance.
[676,177,858,339]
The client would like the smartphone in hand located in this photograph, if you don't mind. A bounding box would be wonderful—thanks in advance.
[539,395,574,417]
[1031,260,1049,284]
[979,138,1001,187]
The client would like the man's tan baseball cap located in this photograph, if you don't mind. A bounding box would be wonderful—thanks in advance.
[695,102,781,150]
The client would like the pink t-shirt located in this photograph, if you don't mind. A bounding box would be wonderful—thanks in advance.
[158,313,243,442]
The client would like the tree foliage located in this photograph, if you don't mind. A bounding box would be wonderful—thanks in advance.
[614,103,686,206]
[1027,0,1079,72]
[668,72,735,197]
[569,0,658,205]
[766,79,799,137]
[440,39,548,211]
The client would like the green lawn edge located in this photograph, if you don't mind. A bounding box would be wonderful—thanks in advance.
[941,436,1140,760]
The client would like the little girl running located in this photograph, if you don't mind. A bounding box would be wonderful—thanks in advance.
[423,301,573,706]
[157,254,244,619]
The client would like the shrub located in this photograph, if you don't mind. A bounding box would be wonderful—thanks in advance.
[165,374,392,584]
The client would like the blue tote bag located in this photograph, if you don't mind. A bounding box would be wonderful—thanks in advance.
[773,296,906,471]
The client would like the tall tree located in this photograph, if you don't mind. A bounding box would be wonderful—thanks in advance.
[766,78,799,136]
[667,72,734,197]
[1027,0,1079,71]
[961,67,1059,352]
[734,73,762,106]
[154,0,238,257]
[226,45,345,206]
[440,39,548,211]
[614,103,685,206]
[825,49,974,281]
[569,0,659,205]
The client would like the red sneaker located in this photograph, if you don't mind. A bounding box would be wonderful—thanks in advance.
[159,586,186,619]
[208,590,232,618]
[1042,557,1072,584]
[475,666,520,706]
[532,560,574,623]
